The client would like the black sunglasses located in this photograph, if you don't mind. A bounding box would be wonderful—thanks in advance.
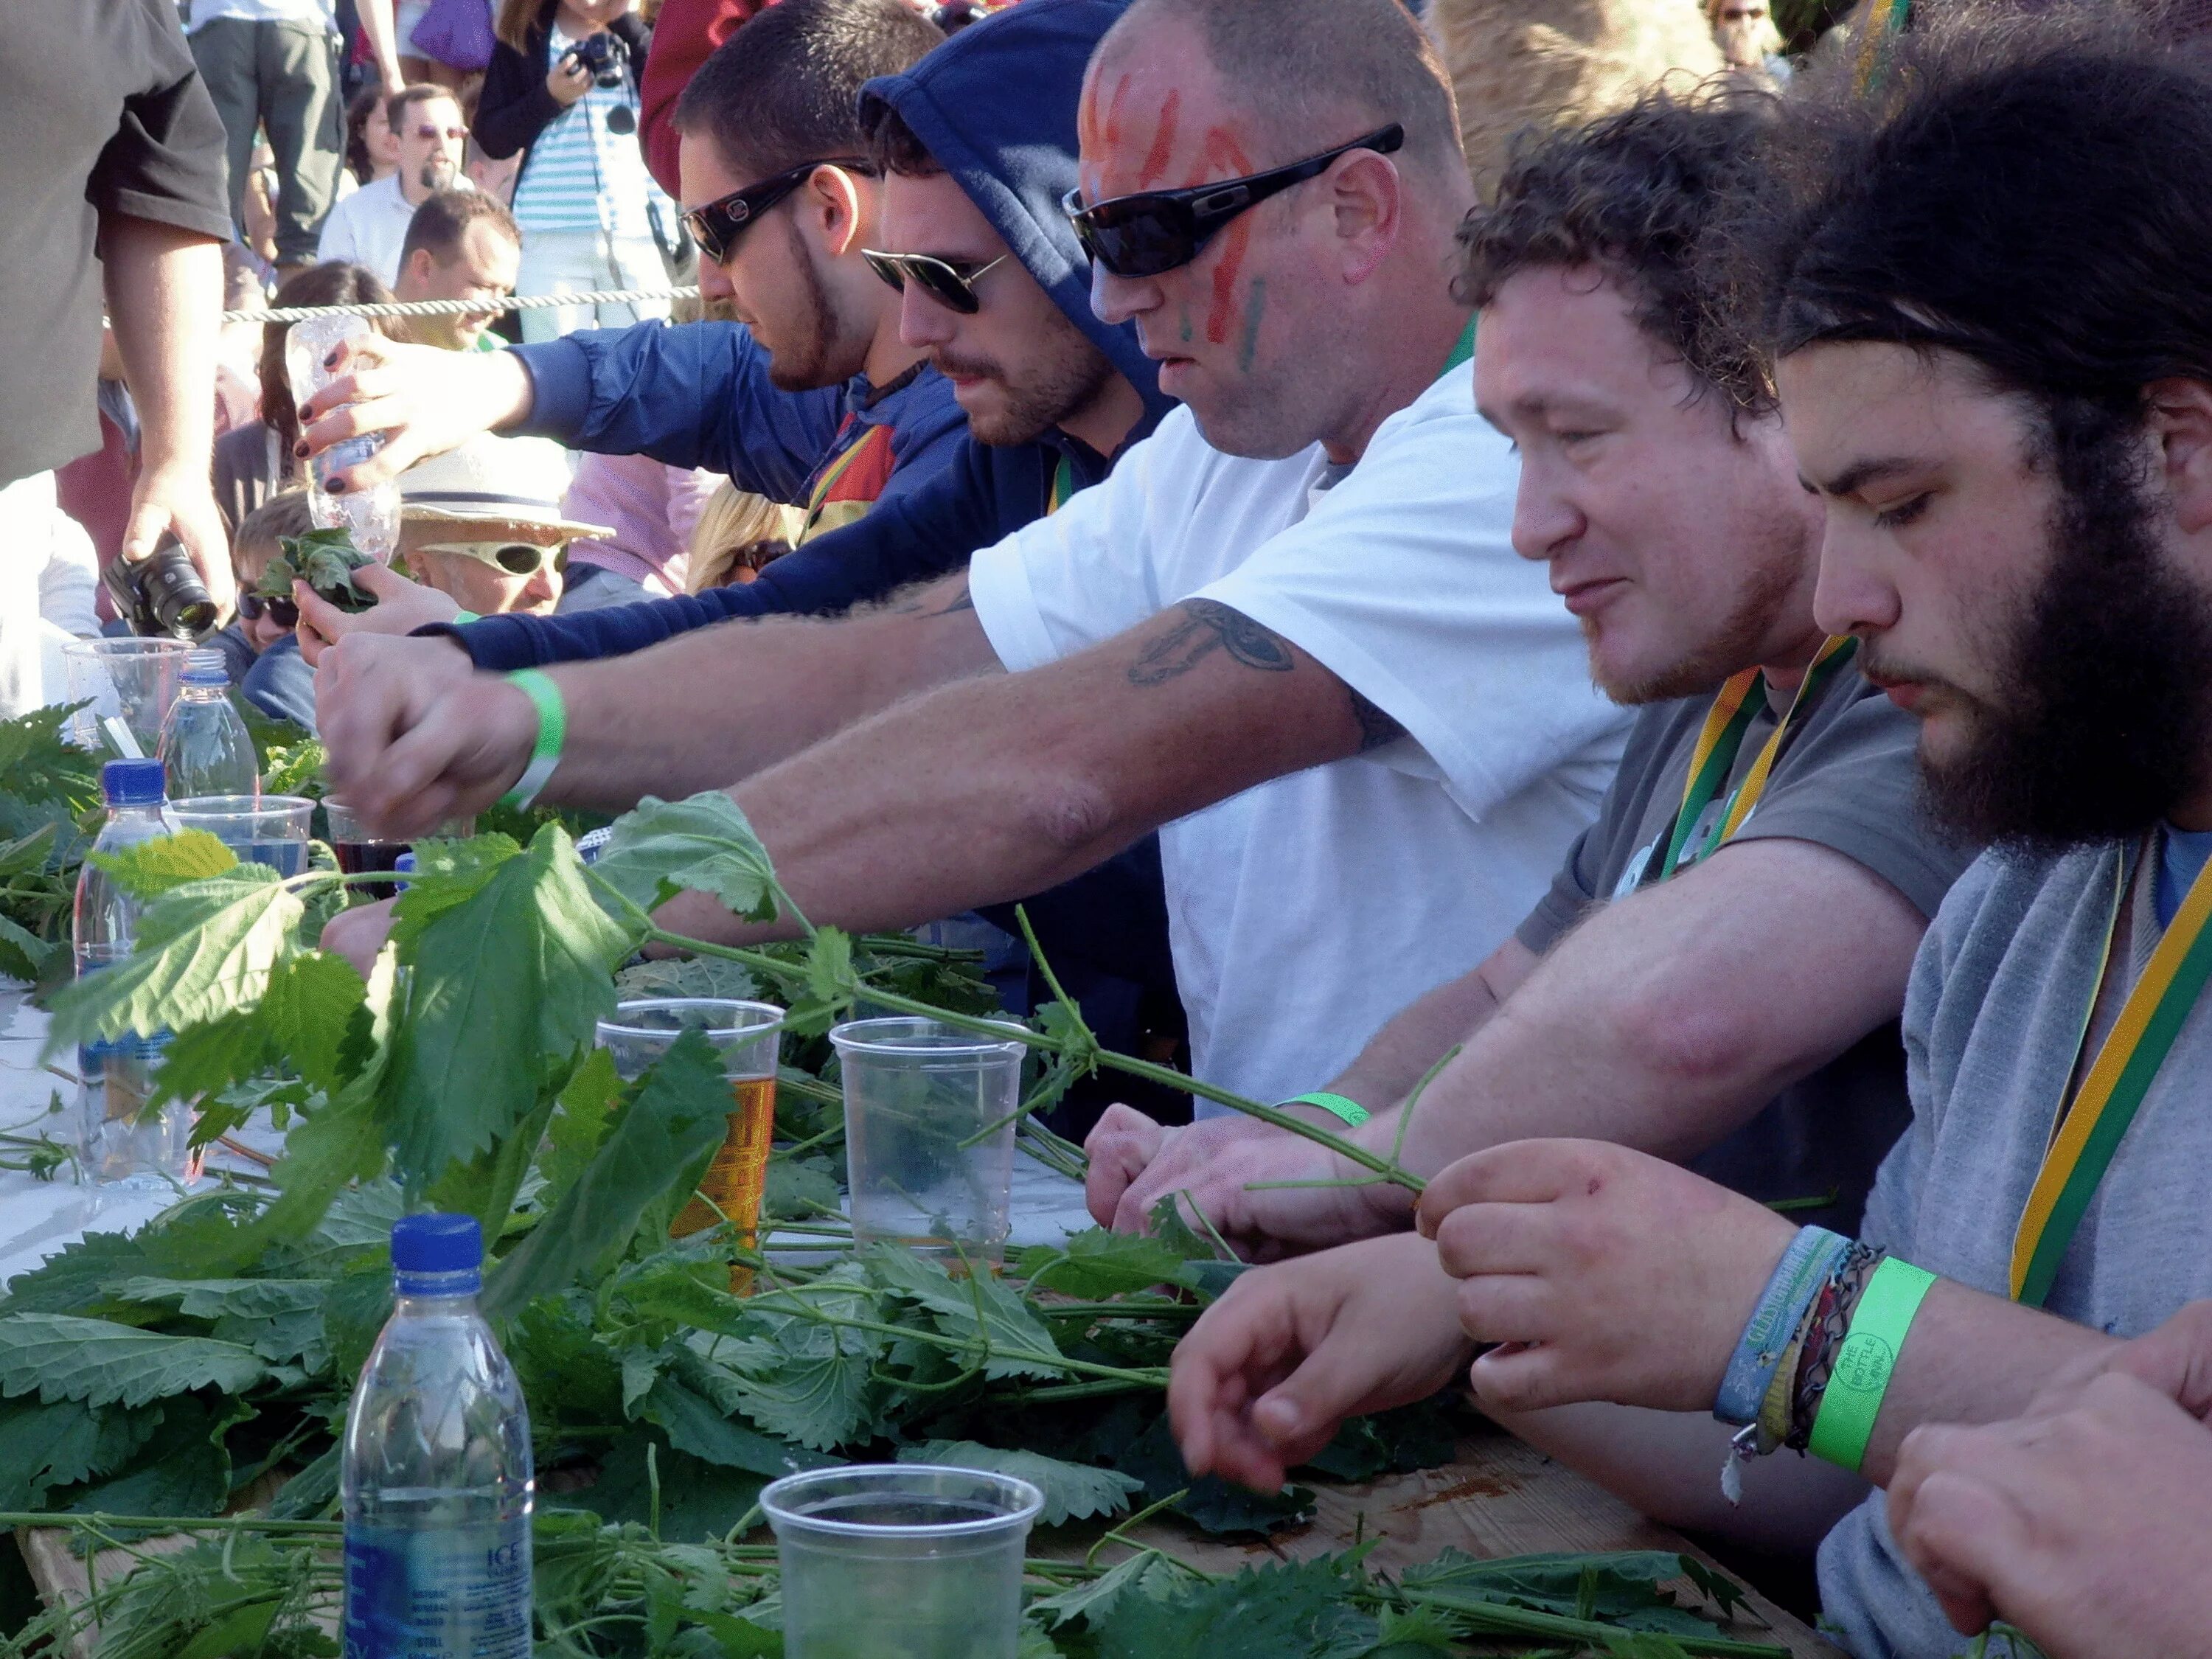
[859,248,1009,315]
[683,157,872,265]
[1061,123,1405,278]
[239,591,298,627]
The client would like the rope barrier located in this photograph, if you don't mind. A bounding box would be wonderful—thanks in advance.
[220,284,701,324]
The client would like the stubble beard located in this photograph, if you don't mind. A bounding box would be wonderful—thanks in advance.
[936,306,1111,448]
[1594,534,1809,706]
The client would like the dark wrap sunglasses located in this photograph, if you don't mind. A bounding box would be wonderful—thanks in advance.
[860,248,1009,316]
[1061,122,1405,278]
[684,157,873,265]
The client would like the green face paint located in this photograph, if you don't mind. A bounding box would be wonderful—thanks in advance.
[1236,277,1267,374]
[1178,308,1194,345]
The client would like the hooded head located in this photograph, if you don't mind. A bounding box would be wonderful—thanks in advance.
[857,0,1171,453]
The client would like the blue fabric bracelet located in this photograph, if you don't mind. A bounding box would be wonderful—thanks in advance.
[1714,1225,1850,1425]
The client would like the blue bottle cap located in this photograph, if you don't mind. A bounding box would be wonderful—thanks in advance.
[392,852,416,874]
[101,758,167,807]
[392,1212,482,1274]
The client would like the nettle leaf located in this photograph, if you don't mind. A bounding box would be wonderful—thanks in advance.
[591,792,784,923]
[0,1312,266,1407]
[540,1045,622,1210]
[898,1441,1140,1527]
[105,1277,327,1322]
[731,1267,885,1450]
[52,1393,245,1525]
[260,950,367,1096]
[0,1395,164,1507]
[640,1374,826,1478]
[89,829,239,899]
[1017,1230,1205,1300]
[480,1029,731,1323]
[0,703,101,812]
[1398,1551,1723,1638]
[43,866,304,1052]
[0,911,55,981]
[1029,1550,1196,1632]
[248,1081,392,1254]
[866,1244,1063,1380]
[1094,1557,1377,1659]
[386,824,631,1183]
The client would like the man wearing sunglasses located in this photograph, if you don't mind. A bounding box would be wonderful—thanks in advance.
[317,0,1626,1125]
[316,83,473,288]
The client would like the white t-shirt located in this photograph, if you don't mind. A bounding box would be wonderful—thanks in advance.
[316,172,470,289]
[969,361,1630,1107]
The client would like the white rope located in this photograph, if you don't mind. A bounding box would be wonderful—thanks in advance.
[220,284,701,324]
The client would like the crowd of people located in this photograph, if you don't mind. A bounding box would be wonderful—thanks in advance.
[11,0,2212,1656]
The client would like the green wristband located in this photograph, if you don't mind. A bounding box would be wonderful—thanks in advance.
[451,608,481,625]
[1281,1091,1371,1130]
[498,669,566,810]
[1806,1256,1937,1472]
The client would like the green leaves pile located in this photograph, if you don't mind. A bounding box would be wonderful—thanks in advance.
[0,705,100,985]
[258,528,375,614]
[1,790,1790,1657]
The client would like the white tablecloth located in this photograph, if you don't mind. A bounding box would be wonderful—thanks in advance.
[0,986,1095,1291]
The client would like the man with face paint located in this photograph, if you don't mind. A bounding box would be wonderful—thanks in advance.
[310,0,1627,1117]
[1165,18,2212,1659]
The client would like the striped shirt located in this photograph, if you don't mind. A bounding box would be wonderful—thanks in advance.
[512,24,667,239]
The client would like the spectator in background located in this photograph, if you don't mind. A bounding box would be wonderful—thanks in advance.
[1707,0,1790,82]
[318,83,471,285]
[185,1,403,281]
[392,189,522,350]
[0,473,102,721]
[5,1,237,611]
[211,490,321,731]
[344,81,403,185]
[636,0,763,198]
[465,135,524,204]
[556,450,721,608]
[479,0,676,340]
[684,480,799,591]
[212,262,394,535]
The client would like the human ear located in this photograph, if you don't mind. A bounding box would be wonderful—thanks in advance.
[1327,151,1400,285]
[807,165,869,259]
[2146,377,2212,536]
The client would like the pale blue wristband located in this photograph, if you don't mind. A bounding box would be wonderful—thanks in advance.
[1714,1225,1849,1425]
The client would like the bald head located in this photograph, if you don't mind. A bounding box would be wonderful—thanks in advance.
[1104,0,1465,187]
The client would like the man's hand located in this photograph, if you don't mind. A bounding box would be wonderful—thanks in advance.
[297,333,534,493]
[1416,1138,1794,1416]
[321,897,399,979]
[316,634,534,837]
[294,563,461,666]
[1888,1373,2212,1656]
[1169,1234,1473,1493]
[1085,1105,1413,1255]
[2016,1299,2212,1423]
[122,459,235,614]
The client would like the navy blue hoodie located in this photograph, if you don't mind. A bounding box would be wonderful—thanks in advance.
[437,0,1174,672]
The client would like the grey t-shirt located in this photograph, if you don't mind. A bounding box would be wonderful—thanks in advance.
[1516,667,1972,1230]
[1817,836,2212,1658]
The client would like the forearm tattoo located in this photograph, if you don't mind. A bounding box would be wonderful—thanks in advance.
[1127,598,1293,685]
[1347,685,1405,751]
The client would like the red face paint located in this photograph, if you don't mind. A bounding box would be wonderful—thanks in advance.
[1200,128,1256,345]
[1135,88,1182,189]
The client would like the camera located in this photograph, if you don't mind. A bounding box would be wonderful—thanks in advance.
[566,30,627,88]
[102,534,220,640]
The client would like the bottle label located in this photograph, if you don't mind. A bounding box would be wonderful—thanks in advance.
[342,1514,532,1659]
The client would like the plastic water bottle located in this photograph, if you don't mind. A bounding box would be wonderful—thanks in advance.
[343,1214,534,1659]
[73,758,191,1183]
[157,648,259,800]
[287,314,400,564]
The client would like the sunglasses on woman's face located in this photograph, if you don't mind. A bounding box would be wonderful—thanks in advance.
[859,248,1009,315]
[683,158,873,265]
[417,541,571,576]
[1061,122,1405,278]
[238,591,298,627]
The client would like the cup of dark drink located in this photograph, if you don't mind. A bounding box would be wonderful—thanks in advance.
[324,801,472,898]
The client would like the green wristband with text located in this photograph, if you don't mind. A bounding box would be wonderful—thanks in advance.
[1806,1256,1938,1472]
[498,669,566,810]
[1281,1091,1371,1130]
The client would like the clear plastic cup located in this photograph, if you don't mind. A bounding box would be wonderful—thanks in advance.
[596,998,784,1290]
[762,1464,1043,1659]
[167,795,316,877]
[61,638,191,757]
[830,1017,1026,1267]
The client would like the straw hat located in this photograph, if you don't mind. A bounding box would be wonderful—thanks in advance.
[396,434,613,541]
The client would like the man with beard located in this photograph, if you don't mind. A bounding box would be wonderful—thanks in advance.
[1085,88,1969,1251]
[318,85,470,288]
[1164,20,2212,1659]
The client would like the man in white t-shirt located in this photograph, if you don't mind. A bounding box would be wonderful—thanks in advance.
[310,0,1629,1103]
[316,83,470,288]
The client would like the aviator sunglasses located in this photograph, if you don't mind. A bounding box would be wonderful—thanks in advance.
[859,248,1009,315]
[1061,122,1405,278]
[683,157,873,265]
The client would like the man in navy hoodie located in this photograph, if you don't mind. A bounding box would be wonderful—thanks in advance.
[300,0,1172,670]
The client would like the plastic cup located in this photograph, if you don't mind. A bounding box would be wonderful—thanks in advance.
[167,795,315,877]
[830,1017,1026,1267]
[61,638,190,757]
[762,1464,1044,1659]
[596,998,784,1291]
[321,800,471,899]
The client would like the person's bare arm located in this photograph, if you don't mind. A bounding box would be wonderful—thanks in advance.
[1090,837,1927,1248]
[652,597,1389,945]
[353,0,403,94]
[317,574,995,836]
[102,216,232,609]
